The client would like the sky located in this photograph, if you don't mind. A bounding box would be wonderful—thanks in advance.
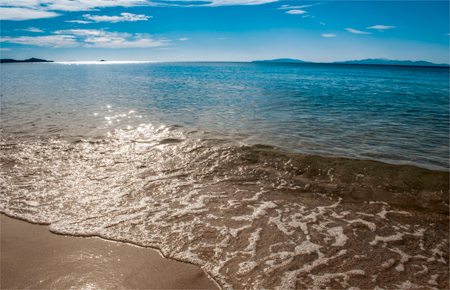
[0,0,449,63]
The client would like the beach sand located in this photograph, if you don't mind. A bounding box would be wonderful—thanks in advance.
[1,214,219,289]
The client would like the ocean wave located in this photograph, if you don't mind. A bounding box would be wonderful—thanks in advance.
[1,124,448,289]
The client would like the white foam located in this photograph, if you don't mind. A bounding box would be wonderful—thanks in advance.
[294,241,322,255]
[231,201,277,221]
[244,228,262,255]
[306,270,365,289]
[414,265,428,275]
[428,274,439,286]
[2,129,448,290]
[347,218,376,231]
[389,247,411,263]
[327,227,348,247]
[370,232,404,246]
[270,216,294,236]
[237,261,258,275]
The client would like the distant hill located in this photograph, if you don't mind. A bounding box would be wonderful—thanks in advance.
[252,58,311,64]
[334,58,449,67]
[252,58,449,67]
[1,58,54,63]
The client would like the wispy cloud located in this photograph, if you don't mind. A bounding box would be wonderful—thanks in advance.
[66,20,93,24]
[322,33,336,37]
[205,0,278,6]
[34,0,151,12]
[0,7,61,21]
[278,4,311,9]
[22,27,44,33]
[55,29,106,37]
[85,37,169,48]
[83,12,151,23]
[57,29,170,48]
[0,48,12,51]
[367,25,395,30]
[1,0,280,21]
[178,38,189,41]
[0,35,78,48]
[286,10,307,15]
[2,29,170,49]
[345,28,371,34]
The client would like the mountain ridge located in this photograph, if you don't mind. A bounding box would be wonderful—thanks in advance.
[253,58,449,67]
[1,58,54,63]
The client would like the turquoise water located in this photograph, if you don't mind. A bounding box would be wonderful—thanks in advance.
[1,62,449,170]
[1,62,449,289]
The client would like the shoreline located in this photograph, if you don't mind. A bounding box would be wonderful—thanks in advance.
[1,214,219,289]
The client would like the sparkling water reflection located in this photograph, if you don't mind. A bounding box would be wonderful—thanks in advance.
[1,62,448,170]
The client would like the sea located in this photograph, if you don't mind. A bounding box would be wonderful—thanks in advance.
[1,61,449,289]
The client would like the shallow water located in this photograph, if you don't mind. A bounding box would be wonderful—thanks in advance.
[1,62,449,170]
[1,62,449,289]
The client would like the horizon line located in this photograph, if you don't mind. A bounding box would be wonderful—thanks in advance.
[2,59,449,66]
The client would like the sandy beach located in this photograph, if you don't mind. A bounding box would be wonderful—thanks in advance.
[1,214,219,289]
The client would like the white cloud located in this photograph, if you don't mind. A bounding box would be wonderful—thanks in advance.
[1,0,279,20]
[83,12,151,22]
[2,0,279,10]
[178,38,189,41]
[43,0,150,12]
[0,48,12,51]
[66,20,93,24]
[22,27,44,33]
[205,0,278,6]
[85,37,168,48]
[0,35,78,48]
[322,33,336,37]
[367,25,395,30]
[2,28,170,49]
[0,7,61,20]
[278,4,310,9]
[55,29,106,36]
[286,10,307,15]
[345,28,371,34]
[320,22,325,25]
[56,29,170,48]
[1,0,42,6]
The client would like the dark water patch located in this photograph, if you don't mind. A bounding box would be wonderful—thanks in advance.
[235,144,449,215]
[159,138,184,145]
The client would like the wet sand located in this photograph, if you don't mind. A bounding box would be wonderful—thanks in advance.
[1,214,219,289]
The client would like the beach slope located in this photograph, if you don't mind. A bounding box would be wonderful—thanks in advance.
[1,215,218,289]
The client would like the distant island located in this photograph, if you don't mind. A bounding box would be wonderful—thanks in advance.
[334,58,449,67]
[1,58,54,63]
[253,58,312,64]
[253,58,449,67]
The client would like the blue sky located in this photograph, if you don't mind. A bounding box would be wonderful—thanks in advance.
[1,0,449,63]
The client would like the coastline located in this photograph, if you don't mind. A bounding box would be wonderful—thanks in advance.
[1,214,219,289]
